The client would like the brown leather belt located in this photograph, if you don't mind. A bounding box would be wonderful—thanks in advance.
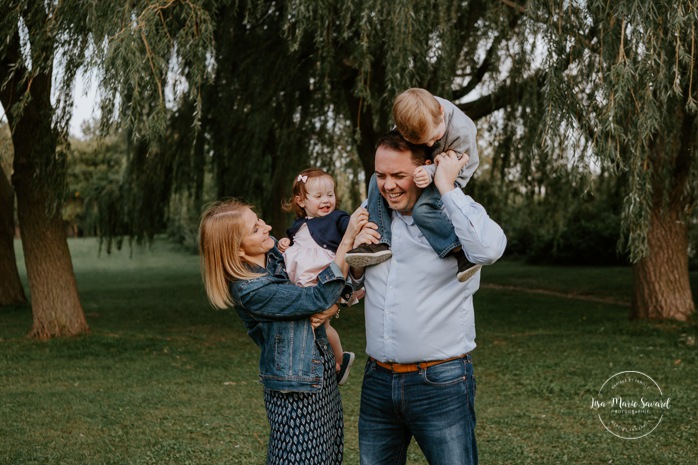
[370,354,468,374]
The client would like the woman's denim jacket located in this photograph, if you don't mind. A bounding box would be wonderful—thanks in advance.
[229,244,352,393]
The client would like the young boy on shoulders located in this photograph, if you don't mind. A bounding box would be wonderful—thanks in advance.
[345,87,481,282]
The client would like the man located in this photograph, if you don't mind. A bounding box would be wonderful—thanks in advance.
[350,130,507,464]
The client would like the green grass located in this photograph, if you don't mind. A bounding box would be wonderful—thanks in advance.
[482,260,635,299]
[2,239,697,464]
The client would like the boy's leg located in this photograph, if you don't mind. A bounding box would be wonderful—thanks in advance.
[325,320,354,386]
[346,174,392,267]
[412,185,481,282]
[412,185,461,258]
[367,173,392,246]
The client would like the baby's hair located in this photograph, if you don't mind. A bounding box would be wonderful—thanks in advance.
[282,167,341,218]
[393,88,442,144]
[198,198,264,309]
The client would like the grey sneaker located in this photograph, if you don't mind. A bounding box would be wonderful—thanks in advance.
[345,243,392,267]
[337,352,355,386]
[455,250,482,282]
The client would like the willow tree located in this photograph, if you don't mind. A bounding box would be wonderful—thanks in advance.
[537,1,698,320]
[201,0,324,232]
[185,0,528,234]
[0,1,215,338]
[254,0,695,321]
[609,1,696,321]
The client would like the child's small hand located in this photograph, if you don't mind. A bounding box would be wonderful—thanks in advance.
[278,237,291,252]
[412,166,431,188]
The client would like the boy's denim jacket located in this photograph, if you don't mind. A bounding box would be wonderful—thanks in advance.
[229,244,352,393]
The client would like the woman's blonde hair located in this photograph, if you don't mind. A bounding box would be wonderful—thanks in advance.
[198,199,264,309]
[281,167,341,218]
[393,88,442,144]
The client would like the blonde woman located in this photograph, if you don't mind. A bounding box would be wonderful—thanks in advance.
[199,199,367,465]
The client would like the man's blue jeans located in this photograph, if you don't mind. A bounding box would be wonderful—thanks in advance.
[359,355,478,465]
[367,173,461,258]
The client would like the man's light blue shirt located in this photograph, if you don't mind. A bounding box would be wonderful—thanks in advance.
[361,188,507,364]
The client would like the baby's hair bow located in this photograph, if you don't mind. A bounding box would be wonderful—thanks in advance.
[297,175,308,183]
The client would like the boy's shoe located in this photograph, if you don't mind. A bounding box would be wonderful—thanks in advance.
[455,250,482,282]
[345,243,392,267]
[337,352,355,386]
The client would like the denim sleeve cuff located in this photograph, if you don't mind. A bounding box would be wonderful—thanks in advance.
[340,284,354,302]
[317,261,345,284]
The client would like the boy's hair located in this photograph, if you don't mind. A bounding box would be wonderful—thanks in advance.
[198,199,264,309]
[375,129,428,167]
[392,88,442,144]
[282,167,341,218]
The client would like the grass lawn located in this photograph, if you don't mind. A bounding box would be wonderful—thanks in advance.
[2,238,697,464]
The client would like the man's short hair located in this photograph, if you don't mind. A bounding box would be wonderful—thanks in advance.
[375,129,428,166]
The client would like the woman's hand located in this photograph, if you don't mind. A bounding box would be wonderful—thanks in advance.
[310,304,339,329]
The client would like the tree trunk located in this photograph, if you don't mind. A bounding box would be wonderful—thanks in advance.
[0,23,89,338]
[630,127,695,321]
[631,207,694,321]
[339,60,385,193]
[11,113,89,337]
[630,106,696,321]
[13,167,89,337]
[270,171,288,240]
[0,166,27,305]
[12,125,89,339]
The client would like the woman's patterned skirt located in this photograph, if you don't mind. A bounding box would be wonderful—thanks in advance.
[263,347,343,464]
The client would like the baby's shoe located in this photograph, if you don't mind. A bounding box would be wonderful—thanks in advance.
[337,352,355,386]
